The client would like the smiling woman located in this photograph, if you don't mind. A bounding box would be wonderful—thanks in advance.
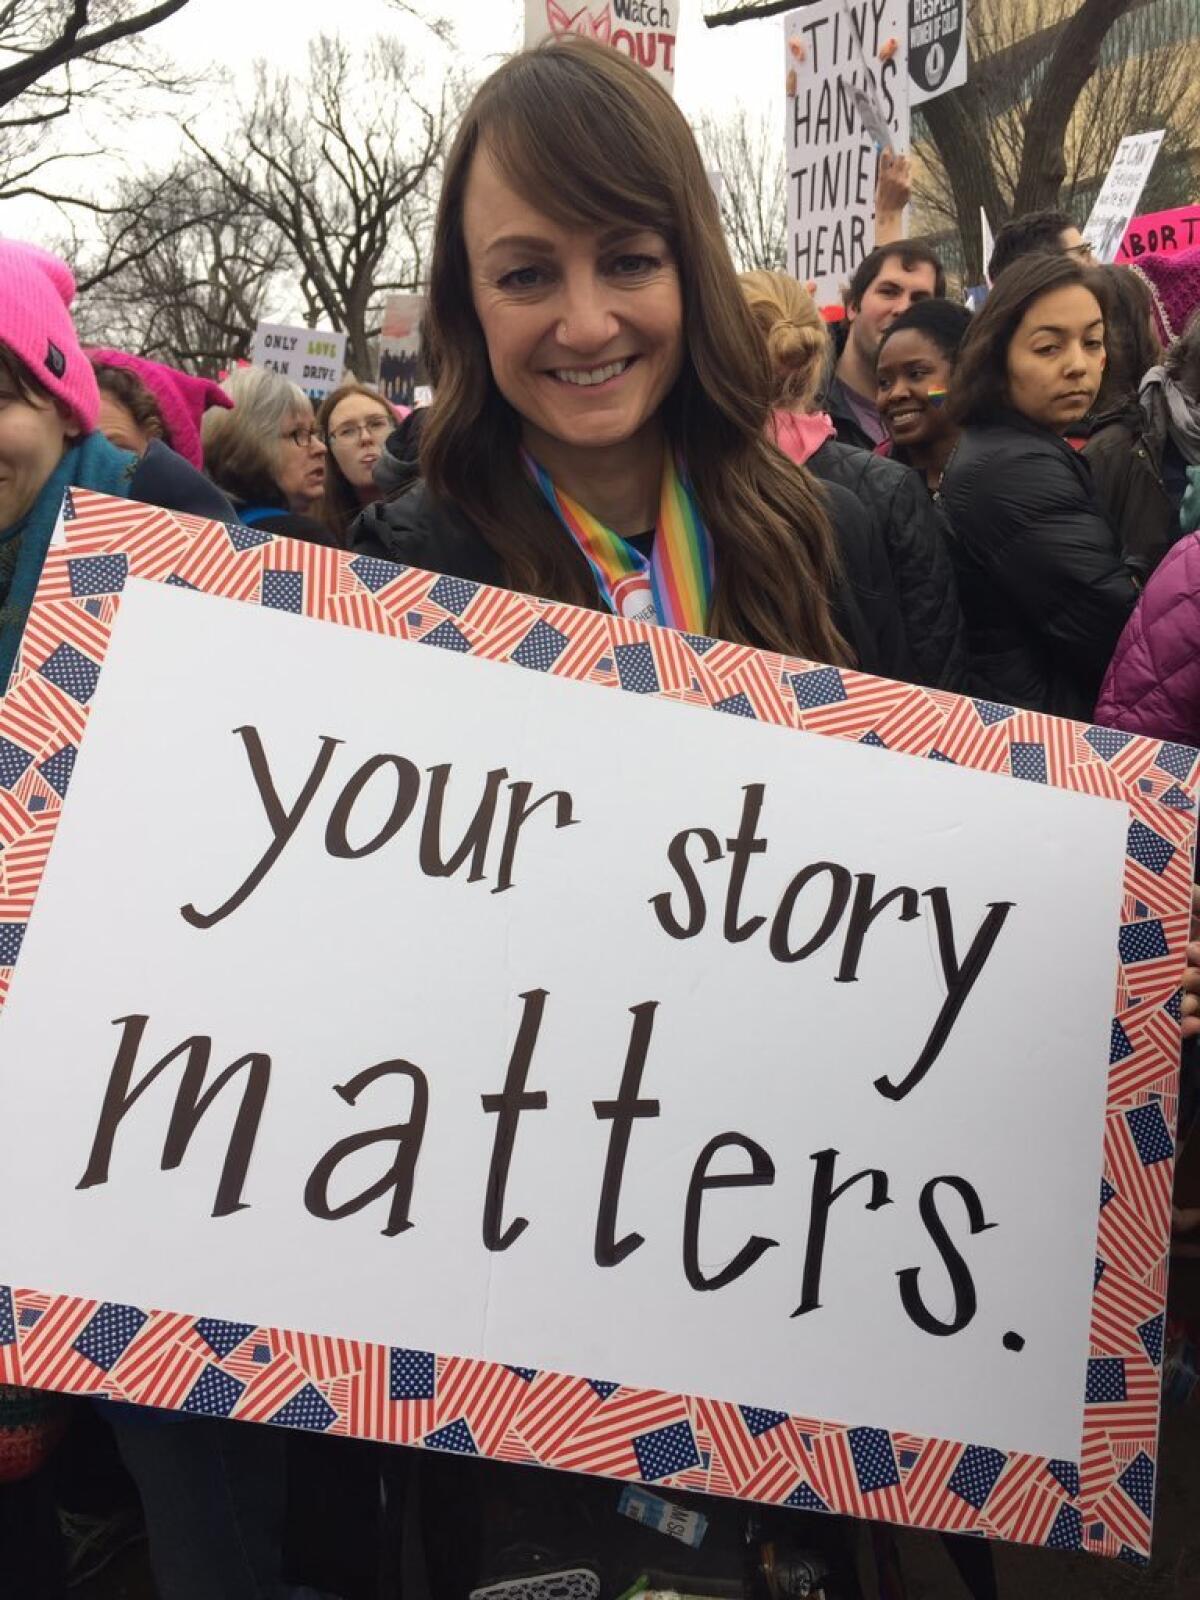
[0,240,235,689]
[875,298,971,494]
[939,252,1139,718]
[352,37,910,680]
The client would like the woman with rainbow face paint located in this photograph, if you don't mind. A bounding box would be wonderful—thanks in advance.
[875,298,972,496]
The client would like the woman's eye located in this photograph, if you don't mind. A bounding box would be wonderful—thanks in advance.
[498,266,546,291]
[1085,338,1105,351]
[1034,345,1059,358]
[610,253,659,278]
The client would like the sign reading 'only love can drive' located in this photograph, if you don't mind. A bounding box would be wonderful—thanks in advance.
[0,490,1193,1559]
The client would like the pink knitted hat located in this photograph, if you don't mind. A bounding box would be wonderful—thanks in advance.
[88,349,233,469]
[1128,245,1200,346]
[0,240,98,432]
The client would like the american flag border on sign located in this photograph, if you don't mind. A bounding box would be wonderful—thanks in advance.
[0,489,1194,1563]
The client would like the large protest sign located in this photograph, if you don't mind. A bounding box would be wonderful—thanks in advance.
[378,294,425,410]
[250,321,348,404]
[524,0,679,90]
[785,1,910,307]
[1082,131,1165,265]
[1118,204,1200,263]
[0,491,1194,1558]
[908,0,967,105]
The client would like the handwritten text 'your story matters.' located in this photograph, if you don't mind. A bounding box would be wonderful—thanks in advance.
[78,725,1016,1344]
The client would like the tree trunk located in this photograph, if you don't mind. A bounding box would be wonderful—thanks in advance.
[917,93,1006,282]
[1011,0,1136,215]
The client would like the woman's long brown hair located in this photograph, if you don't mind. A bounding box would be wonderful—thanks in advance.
[420,38,850,665]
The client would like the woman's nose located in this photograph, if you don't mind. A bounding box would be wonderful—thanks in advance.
[556,276,620,352]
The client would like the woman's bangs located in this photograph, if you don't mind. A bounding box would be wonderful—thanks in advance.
[483,92,675,244]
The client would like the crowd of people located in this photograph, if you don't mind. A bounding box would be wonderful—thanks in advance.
[1,32,1199,1600]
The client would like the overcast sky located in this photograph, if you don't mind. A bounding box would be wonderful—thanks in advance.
[0,0,784,242]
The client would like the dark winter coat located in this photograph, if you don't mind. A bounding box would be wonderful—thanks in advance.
[938,413,1140,720]
[229,498,339,546]
[132,440,237,523]
[351,480,914,683]
[372,411,425,499]
[1094,531,1200,748]
[1068,401,1175,573]
[808,439,967,692]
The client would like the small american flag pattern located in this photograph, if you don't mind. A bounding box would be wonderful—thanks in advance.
[0,490,1194,1563]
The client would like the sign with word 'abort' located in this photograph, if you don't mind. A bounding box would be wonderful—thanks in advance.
[1118,204,1200,263]
[250,321,348,404]
[0,490,1192,1559]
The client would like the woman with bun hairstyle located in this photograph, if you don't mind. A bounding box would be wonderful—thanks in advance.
[939,251,1138,718]
[354,39,909,682]
[739,269,965,691]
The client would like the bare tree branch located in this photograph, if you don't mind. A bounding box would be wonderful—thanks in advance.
[181,32,452,375]
[0,0,190,107]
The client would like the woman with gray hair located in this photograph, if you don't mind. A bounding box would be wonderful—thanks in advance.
[202,365,336,543]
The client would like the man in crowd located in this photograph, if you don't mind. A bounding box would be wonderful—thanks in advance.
[824,241,945,449]
[987,207,1095,282]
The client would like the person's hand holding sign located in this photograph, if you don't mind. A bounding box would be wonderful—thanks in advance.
[875,150,912,247]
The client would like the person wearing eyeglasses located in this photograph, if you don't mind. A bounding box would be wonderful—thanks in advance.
[201,365,336,544]
[316,381,399,544]
[987,208,1095,283]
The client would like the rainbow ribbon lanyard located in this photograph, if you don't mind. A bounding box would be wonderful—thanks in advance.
[521,445,714,633]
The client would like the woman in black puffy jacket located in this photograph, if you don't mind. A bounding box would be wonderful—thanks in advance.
[939,252,1139,719]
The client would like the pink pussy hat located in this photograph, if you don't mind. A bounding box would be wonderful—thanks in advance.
[1129,245,1200,346]
[0,240,98,433]
[88,349,233,470]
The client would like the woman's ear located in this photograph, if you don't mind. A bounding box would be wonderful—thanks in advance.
[54,399,83,442]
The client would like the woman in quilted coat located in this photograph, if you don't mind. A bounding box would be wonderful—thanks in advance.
[1094,487,1200,746]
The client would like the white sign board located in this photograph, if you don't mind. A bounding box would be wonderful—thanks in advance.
[250,322,348,404]
[908,0,967,105]
[378,294,425,411]
[1083,130,1166,265]
[981,205,995,280]
[785,1,910,306]
[0,570,1137,1462]
[524,0,680,91]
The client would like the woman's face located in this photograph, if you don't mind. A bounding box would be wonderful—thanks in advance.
[0,371,79,532]
[462,144,685,459]
[876,328,955,450]
[274,405,326,514]
[97,392,153,456]
[326,393,392,496]
[1005,286,1106,430]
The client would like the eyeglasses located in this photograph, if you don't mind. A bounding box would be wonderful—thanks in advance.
[281,426,322,449]
[328,416,392,445]
[1064,241,1095,261]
